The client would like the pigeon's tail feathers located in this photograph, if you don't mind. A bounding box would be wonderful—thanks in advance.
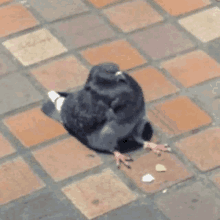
[48,91,65,112]
[48,91,60,103]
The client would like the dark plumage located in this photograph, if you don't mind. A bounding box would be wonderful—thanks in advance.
[44,63,171,168]
[60,63,145,150]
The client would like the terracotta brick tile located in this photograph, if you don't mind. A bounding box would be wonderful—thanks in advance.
[34,138,102,181]
[0,0,12,5]
[3,29,67,66]
[4,108,66,148]
[148,96,212,136]
[121,152,193,193]
[81,40,146,70]
[175,127,220,171]
[162,50,220,88]
[31,56,88,90]
[0,4,38,38]
[131,67,178,102]
[88,0,120,8]
[155,0,210,16]
[0,157,44,205]
[62,169,137,219]
[179,7,220,42]
[0,133,15,158]
[131,23,195,60]
[103,0,163,33]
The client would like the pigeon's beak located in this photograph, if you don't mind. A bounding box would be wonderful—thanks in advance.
[115,71,126,82]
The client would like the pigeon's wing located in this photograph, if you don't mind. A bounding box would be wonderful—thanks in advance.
[86,118,139,152]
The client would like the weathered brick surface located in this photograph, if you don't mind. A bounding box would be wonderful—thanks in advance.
[0,157,44,205]
[154,0,210,16]
[131,24,195,60]
[4,108,66,147]
[0,4,38,37]
[179,7,220,42]
[1,0,220,219]
[131,67,178,101]
[50,14,116,49]
[81,40,146,70]
[121,152,193,193]
[175,127,220,171]
[3,29,67,66]
[29,0,89,21]
[31,56,88,90]
[0,74,43,114]
[103,0,163,33]
[62,169,137,219]
[34,138,102,181]
[148,96,212,136]
[156,181,220,219]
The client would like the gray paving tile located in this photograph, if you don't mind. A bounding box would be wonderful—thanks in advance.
[97,199,169,220]
[28,0,89,21]
[207,38,220,63]
[0,52,18,76]
[50,14,116,49]
[156,181,220,220]
[188,78,220,123]
[0,192,78,220]
[130,23,195,60]
[0,73,42,114]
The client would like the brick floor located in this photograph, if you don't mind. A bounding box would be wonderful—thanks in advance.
[1,192,78,220]
[1,0,220,219]
[31,56,88,90]
[4,108,66,147]
[207,38,220,63]
[0,157,44,205]
[121,152,193,193]
[0,4,38,37]
[154,0,210,16]
[156,181,220,219]
[187,79,220,123]
[131,23,195,60]
[29,0,89,22]
[148,96,212,136]
[34,137,102,181]
[0,133,15,158]
[212,172,220,189]
[0,73,43,115]
[81,40,146,70]
[103,0,163,33]
[131,67,178,102]
[97,199,169,220]
[179,7,220,42]
[0,52,18,75]
[50,14,116,50]
[175,127,220,171]
[62,169,137,219]
[0,0,12,5]
[88,0,120,8]
[3,29,67,66]
[162,50,220,88]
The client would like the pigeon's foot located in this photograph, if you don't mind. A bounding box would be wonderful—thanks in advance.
[113,151,133,169]
[143,142,171,155]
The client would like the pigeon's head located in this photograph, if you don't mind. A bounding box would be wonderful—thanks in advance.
[87,63,127,86]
